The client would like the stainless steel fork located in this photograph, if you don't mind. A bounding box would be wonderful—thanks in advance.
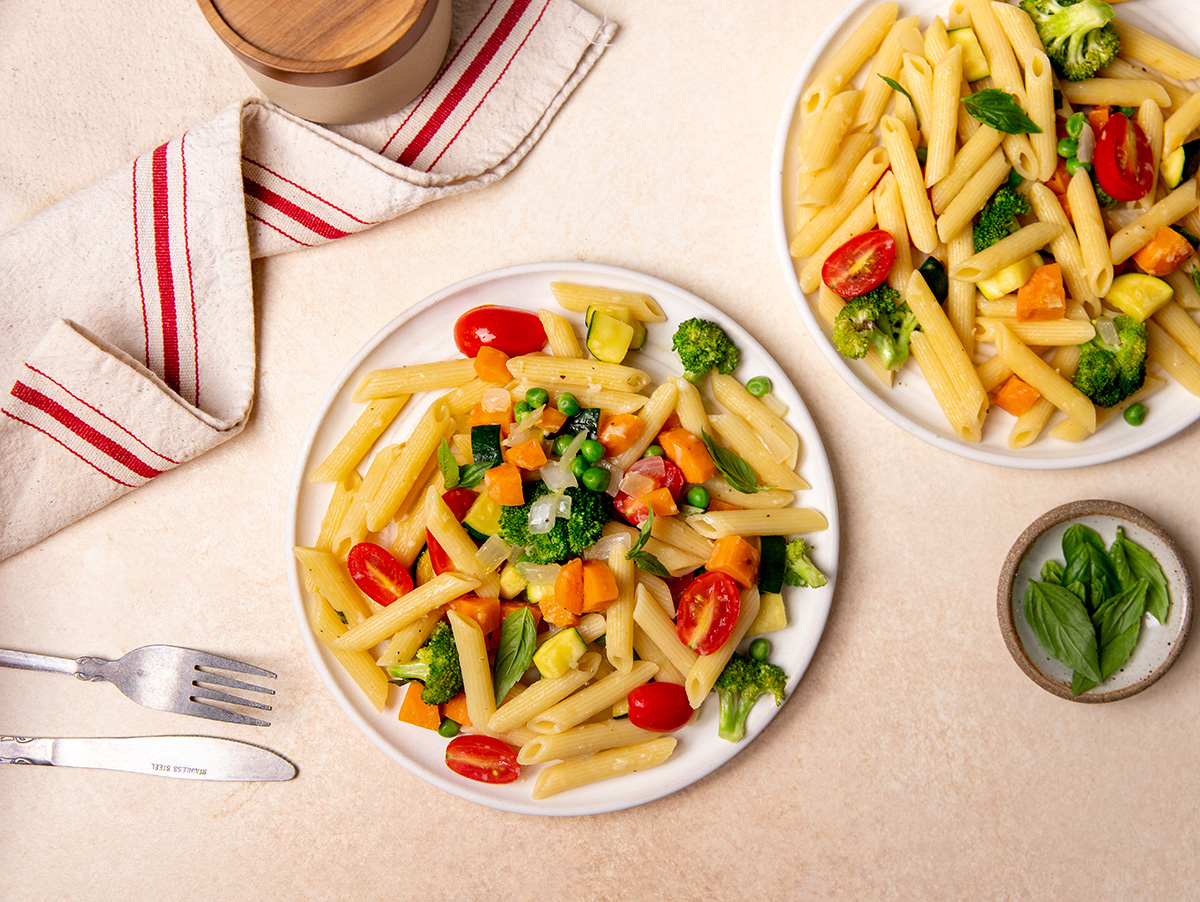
[0,645,276,726]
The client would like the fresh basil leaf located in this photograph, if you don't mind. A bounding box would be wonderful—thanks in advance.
[628,509,654,557]
[1112,528,1170,624]
[1190,266,1200,298]
[1109,536,1133,591]
[1041,559,1065,585]
[1072,671,1099,696]
[492,607,537,705]
[629,550,671,579]
[880,74,920,131]
[1062,525,1119,612]
[1023,580,1102,685]
[437,439,460,490]
[1062,523,1105,563]
[700,430,772,494]
[457,462,490,489]
[1092,579,1148,678]
[961,89,1043,135]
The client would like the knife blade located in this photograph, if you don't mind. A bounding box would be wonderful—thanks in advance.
[0,735,296,781]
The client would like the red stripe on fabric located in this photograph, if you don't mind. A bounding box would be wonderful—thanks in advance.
[179,134,200,408]
[241,156,377,225]
[132,159,150,367]
[397,0,534,168]
[379,0,503,157]
[427,0,550,170]
[2,410,136,488]
[243,178,351,240]
[10,382,163,481]
[247,210,314,248]
[151,143,181,393]
[23,363,180,465]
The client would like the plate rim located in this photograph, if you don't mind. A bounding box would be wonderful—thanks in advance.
[284,259,839,815]
[769,0,1200,470]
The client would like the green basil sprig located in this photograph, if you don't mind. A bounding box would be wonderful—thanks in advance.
[492,607,537,704]
[961,89,1042,135]
[437,439,460,489]
[626,510,671,578]
[880,74,921,131]
[700,430,772,495]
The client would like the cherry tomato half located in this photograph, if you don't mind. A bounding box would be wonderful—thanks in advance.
[627,681,692,732]
[676,571,741,655]
[346,542,413,606]
[453,305,548,358]
[426,488,481,575]
[445,735,521,784]
[612,456,686,526]
[821,229,896,297]
[1093,113,1155,203]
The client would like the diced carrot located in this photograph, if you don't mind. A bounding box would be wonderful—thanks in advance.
[468,402,513,429]
[538,407,568,433]
[473,346,512,383]
[641,486,679,518]
[505,438,548,471]
[598,413,645,457]
[656,427,718,483]
[1016,263,1066,322]
[485,462,525,506]
[708,498,742,512]
[992,375,1041,416]
[1045,156,1072,197]
[441,691,472,728]
[549,558,584,621]
[448,593,502,636]
[398,681,442,731]
[581,560,620,612]
[1132,226,1193,277]
[705,535,761,590]
[1086,105,1111,138]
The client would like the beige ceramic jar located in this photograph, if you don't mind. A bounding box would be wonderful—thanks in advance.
[196,0,452,125]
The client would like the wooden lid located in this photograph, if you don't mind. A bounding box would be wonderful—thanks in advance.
[197,0,438,87]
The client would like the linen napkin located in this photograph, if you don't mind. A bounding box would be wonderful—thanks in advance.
[0,0,616,562]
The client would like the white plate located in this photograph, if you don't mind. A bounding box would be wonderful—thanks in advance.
[285,261,839,815]
[771,0,1200,469]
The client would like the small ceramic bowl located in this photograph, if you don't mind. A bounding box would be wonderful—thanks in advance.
[998,499,1193,702]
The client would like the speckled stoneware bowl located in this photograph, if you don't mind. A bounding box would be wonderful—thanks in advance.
[998,500,1193,703]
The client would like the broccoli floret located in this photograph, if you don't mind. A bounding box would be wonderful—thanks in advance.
[671,318,739,383]
[387,621,463,705]
[1020,0,1120,81]
[1073,315,1148,407]
[974,186,1032,253]
[712,653,787,743]
[831,284,919,371]
[784,537,828,589]
[497,480,610,564]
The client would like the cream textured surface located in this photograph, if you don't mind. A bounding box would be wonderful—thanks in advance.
[3,0,1200,899]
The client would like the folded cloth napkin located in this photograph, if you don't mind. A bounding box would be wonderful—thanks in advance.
[0,0,616,562]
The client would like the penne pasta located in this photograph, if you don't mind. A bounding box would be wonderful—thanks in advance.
[332,572,480,652]
[881,115,939,252]
[530,737,677,800]
[309,396,408,483]
[950,222,1063,281]
[538,308,584,358]
[353,359,475,402]
[1067,169,1115,298]
[1109,179,1199,264]
[685,508,829,539]
[992,322,1096,433]
[803,0,899,116]
[1060,77,1171,109]
[1113,18,1200,80]
[505,354,650,393]
[685,589,761,708]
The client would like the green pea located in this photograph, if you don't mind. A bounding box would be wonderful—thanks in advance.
[554,433,574,456]
[1116,105,1136,118]
[437,719,460,738]
[1124,402,1147,426]
[580,439,606,463]
[686,485,710,510]
[513,400,532,420]
[1065,112,1086,139]
[1065,156,1089,176]
[570,455,589,479]
[581,466,611,492]
[557,393,581,417]
[1057,136,1078,159]
[749,638,771,662]
[746,376,772,397]
[642,445,665,458]
[525,387,550,409]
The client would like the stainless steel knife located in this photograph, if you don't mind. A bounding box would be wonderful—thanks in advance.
[0,734,296,781]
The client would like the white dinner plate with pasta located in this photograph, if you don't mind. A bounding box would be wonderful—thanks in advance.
[286,261,839,815]
[773,0,1200,468]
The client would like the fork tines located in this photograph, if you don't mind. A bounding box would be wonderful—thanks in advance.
[188,652,277,727]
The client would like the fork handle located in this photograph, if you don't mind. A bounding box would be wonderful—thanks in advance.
[0,649,107,681]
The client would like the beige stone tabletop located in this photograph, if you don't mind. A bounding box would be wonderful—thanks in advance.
[3,0,1200,899]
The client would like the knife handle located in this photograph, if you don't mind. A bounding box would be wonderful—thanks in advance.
[0,736,53,765]
[0,648,106,681]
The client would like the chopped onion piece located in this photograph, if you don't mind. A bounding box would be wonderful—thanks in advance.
[528,495,557,534]
[599,461,624,497]
[482,387,511,412]
[555,493,573,520]
[619,471,657,499]
[1097,316,1119,346]
[517,561,561,586]
[583,533,631,560]
[540,459,578,492]
[558,430,588,469]
[1077,123,1095,164]
[476,534,511,573]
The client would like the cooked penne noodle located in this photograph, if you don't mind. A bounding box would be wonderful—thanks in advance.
[425,486,485,577]
[906,269,989,424]
[802,0,898,116]
[613,380,678,469]
[632,584,699,677]
[856,15,924,132]
[505,354,650,393]
[530,737,677,800]
[563,385,649,415]
[636,572,676,617]
[911,331,983,441]
[292,546,372,625]
[1098,57,1193,112]
[936,148,1012,242]
[517,718,658,765]
[605,544,637,673]
[549,282,666,321]
[440,378,489,415]
[672,376,712,438]
[977,350,1015,393]
[685,588,761,708]
[631,627,687,685]
[881,114,939,252]
[950,222,1063,281]
[1027,182,1099,315]
[901,52,935,143]
[707,413,808,491]
[447,610,498,736]
[1060,77,1171,109]
[925,44,963,185]
[1114,19,1200,80]
[975,317,1096,345]
[1165,265,1200,310]
[798,133,876,207]
[353,359,475,402]
[798,89,862,173]
[966,0,1022,95]
[311,594,389,712]
[1137,99,1165,210]
[365,399,452,532]
[649,514,714,562]
[528,660,657,734]
[1067,170,1115,298]
[375,609,441,667]
[1008,346,1080,449]
[602,522,706,577]
[487,652,601,734]
[711,373,800,468]
[685,508,829,539]
[538,308,584,358]
[703,479,795,510]
[1021,48,1058,181]
[1110,179,1199,264]
[876,172,915,291]
[332,572,480,652]
[993,0,1043,61]
[389,490,430,568]
[946,228,977,356]
[993,322,1096,432]
[1153,302,1200,363]
[790,147,891,259]
[309,396,408,483]
[1148,320,1200,396]
[924,14,954,63]
[311,471,361,588]
[930,124,1005,214]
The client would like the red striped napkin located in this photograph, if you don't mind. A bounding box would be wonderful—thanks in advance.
[0,0,615,561]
